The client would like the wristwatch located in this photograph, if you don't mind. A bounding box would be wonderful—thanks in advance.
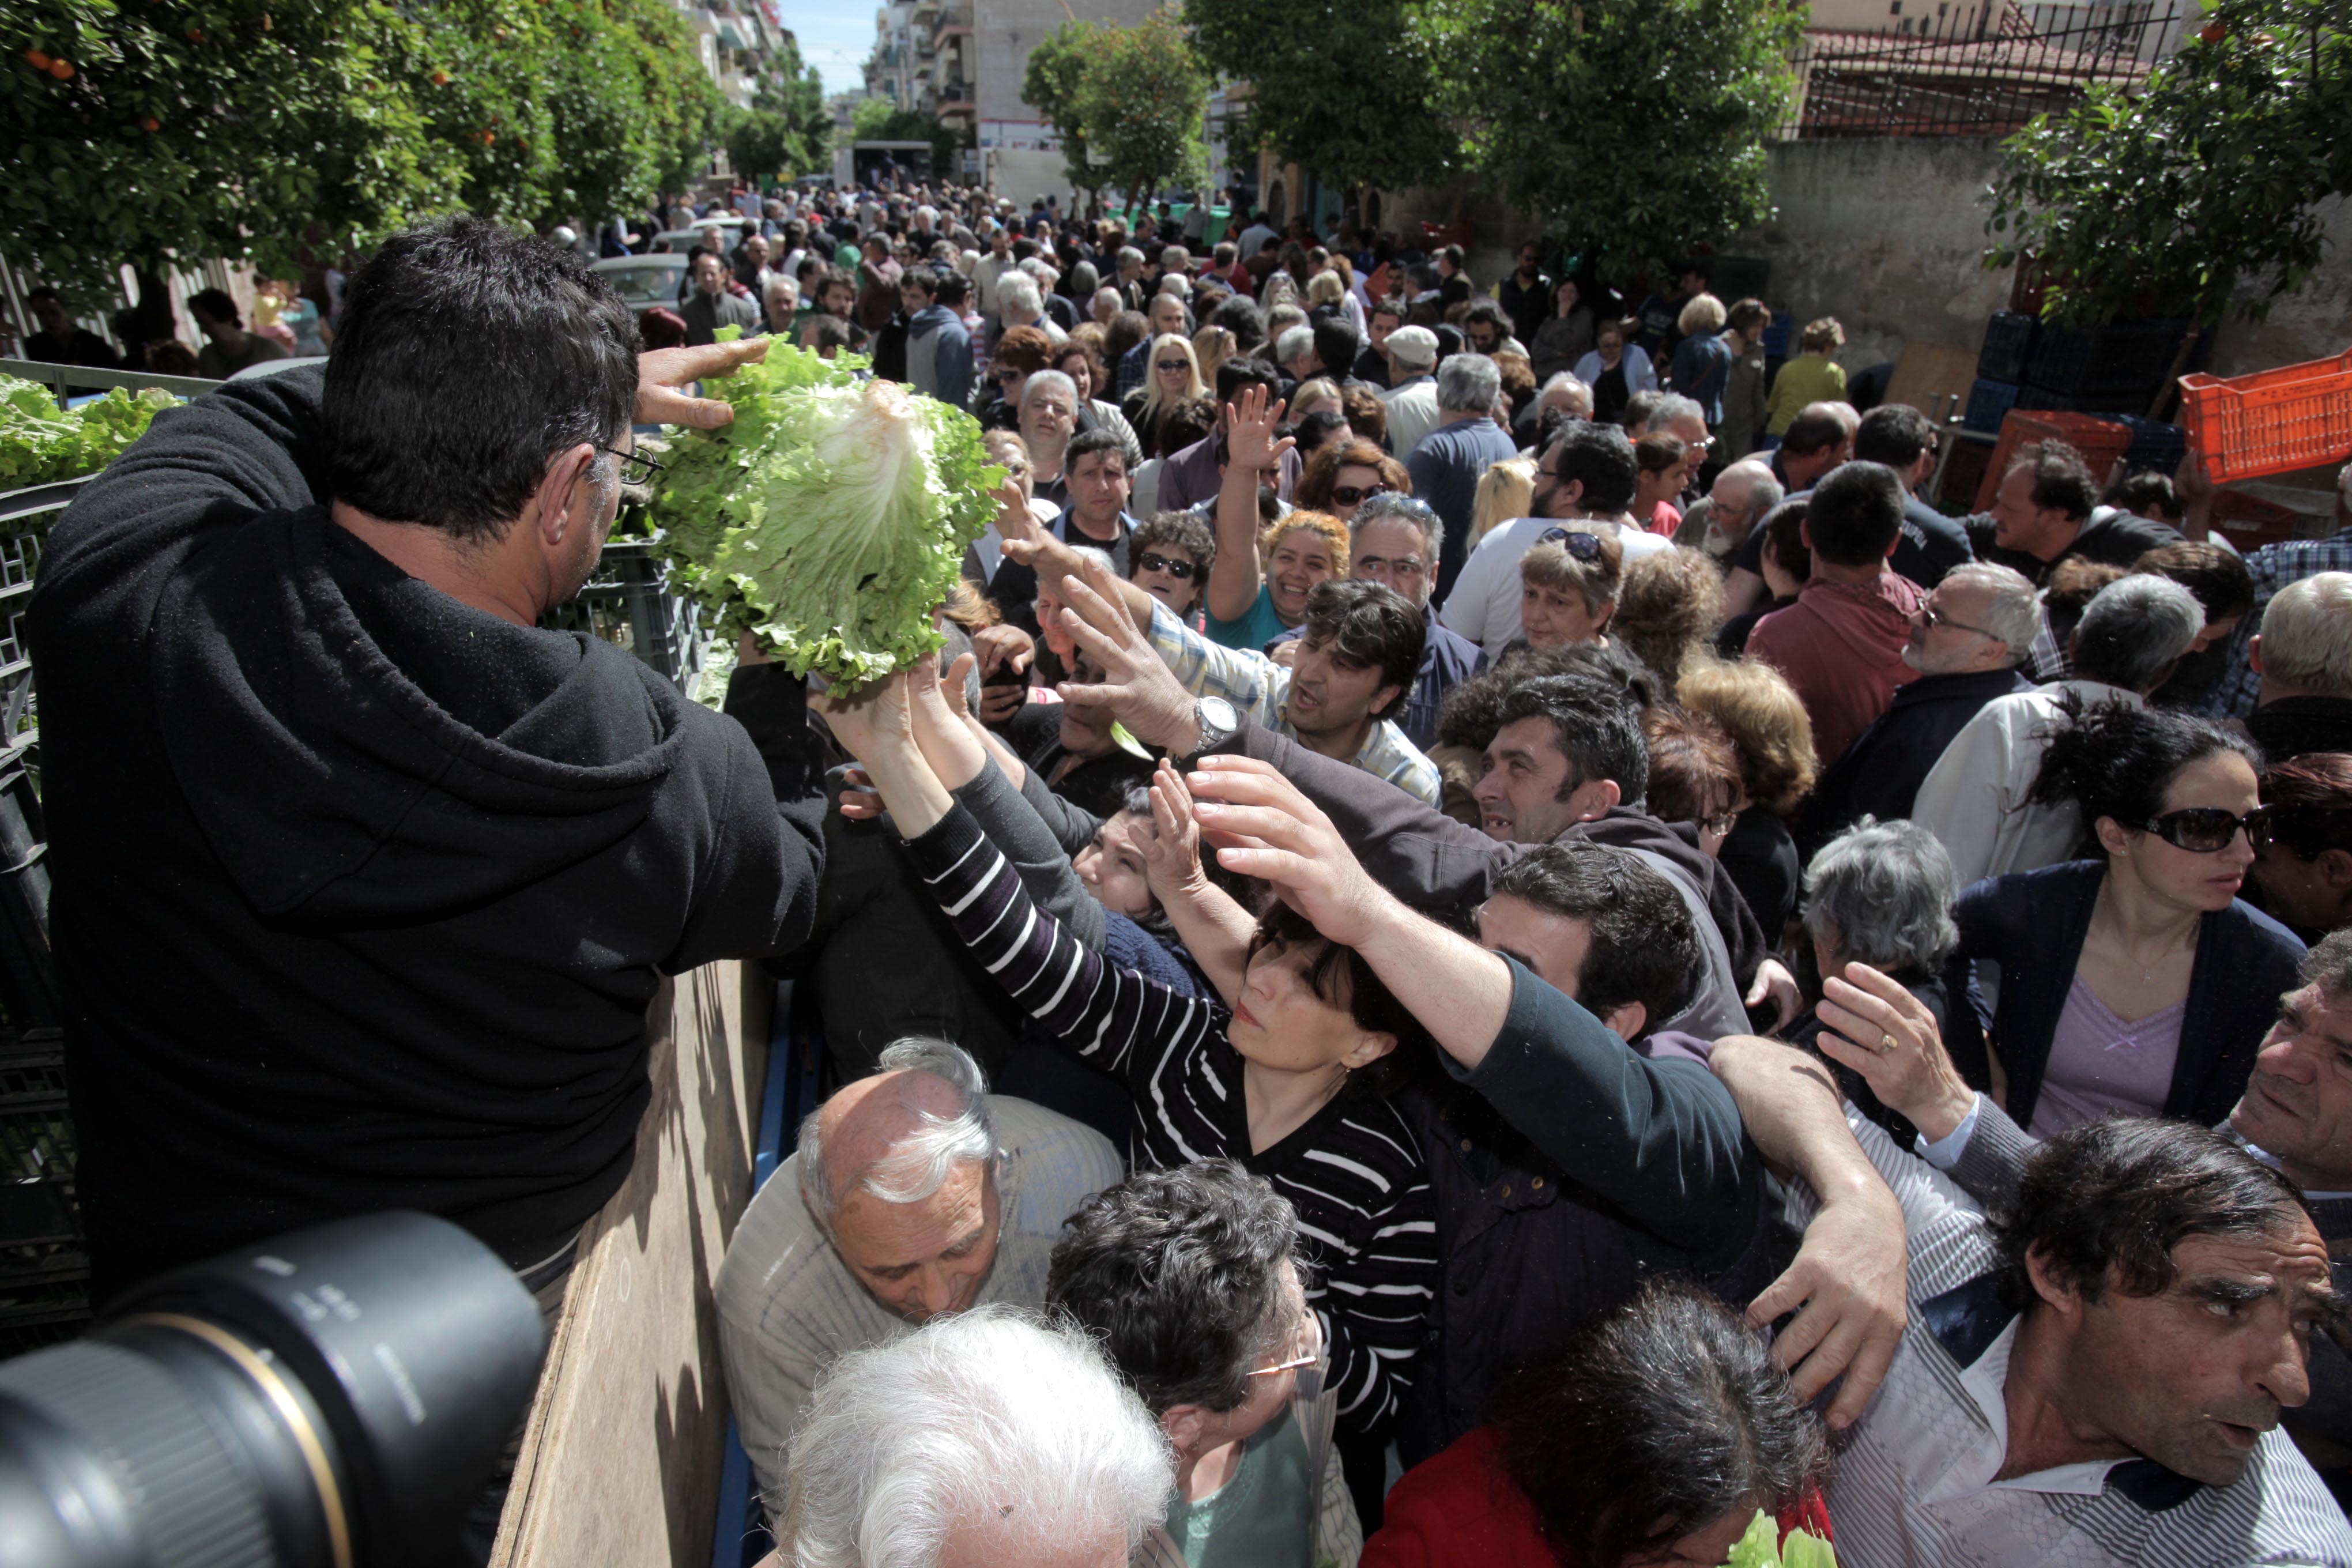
[1184,695,1241,761]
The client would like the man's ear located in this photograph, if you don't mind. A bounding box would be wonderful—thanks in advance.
[529,442,600,546]
[1368,682,1407,722]
[1573,776,1622,820]
[2249,633,2266,676]
[2023,1241,2089,1325]
[1597,1000,1648,1041]
[2317,847,2352,896]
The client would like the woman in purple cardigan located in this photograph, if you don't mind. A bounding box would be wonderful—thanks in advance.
[1941,700,2305,1134]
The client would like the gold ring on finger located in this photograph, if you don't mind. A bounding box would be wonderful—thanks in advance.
[1879,1033,1900,1055]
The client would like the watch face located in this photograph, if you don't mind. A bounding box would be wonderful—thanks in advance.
[1201,695,1239,734]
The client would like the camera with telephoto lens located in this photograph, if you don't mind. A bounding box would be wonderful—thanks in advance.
[0,1211,549,1568]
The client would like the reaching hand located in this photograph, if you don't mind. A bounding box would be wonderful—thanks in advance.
[1814,962,1977,1142]
[1746,1179,1909,1430]
[1744,957,1804,1031]
[1268,638,1301,669]
[1053,559,1204,753]
[810,664,921,768]
[936,651,980,723]
[1224,383,1295,474]
[637,340,766,428]
[1140,760,1208,898]
[990,480,1038,544]
[837,765,883,822]
[1184,755,1392,949]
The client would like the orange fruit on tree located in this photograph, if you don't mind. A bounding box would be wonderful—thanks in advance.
[49,58,73,78]
[25,48,51,69]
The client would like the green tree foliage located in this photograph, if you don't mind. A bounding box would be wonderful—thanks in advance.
[1415,0,1801,281]
[1077,10,1211,205]
[4,0,721,311]
[847,97,964,183]
[1184,0,1456,195]
[1022,10,1209,209]
[1024,20,1111,210]
[726,35,834,186]
[1987,0,2352,326]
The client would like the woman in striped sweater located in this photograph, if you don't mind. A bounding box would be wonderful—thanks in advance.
[819,658,1437,1440]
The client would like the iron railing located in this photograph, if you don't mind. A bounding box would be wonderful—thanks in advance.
[1785,2,2187,138]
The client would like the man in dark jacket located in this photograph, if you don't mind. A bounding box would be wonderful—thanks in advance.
[901,267,973,412]
[1801,560,2038,858]
[29,217,827,1305]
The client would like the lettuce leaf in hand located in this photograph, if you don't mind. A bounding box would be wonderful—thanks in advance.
[648,337,1002,686]
[0,376,176,491]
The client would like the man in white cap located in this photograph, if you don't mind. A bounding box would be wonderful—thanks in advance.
[1380,326,1443,457]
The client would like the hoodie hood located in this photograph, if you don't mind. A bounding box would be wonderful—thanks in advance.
[907,302,956,342]
[152,508,689,925]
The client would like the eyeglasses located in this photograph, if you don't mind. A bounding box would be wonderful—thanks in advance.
[1356,553,1427,577]
[1135,551,1199,581]
[1246,1315,1323,1379]
[1156,360,1190,373]
[603,445,664,485]
[1702,808,1740,838]
[994,369,1024,385]
[1537,527,1605,560]
[1330,483,1393,507]
[2138,805,2272,854]
[1919,601,1997,639]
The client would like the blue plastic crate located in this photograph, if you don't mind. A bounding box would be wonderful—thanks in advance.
[1963,378,2022,434]
[2022,321,2188,399]
[2015,382,2154,416]
[1977,311,2036,385]
[2105,413,2186,476]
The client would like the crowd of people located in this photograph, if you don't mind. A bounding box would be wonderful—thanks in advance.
[25,183,2352,1568]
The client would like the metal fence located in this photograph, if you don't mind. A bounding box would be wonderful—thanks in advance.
[1786,2,2187,139]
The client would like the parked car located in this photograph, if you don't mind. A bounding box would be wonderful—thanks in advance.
[591,254,689,315]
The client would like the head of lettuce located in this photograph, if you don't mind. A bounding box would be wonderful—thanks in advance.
[25,214,831,1335]
[649,328,1003,687]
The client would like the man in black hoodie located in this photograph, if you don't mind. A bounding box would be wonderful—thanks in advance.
[29,216,827,1306]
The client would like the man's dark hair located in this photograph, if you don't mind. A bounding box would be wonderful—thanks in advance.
[1310,318,1359,379]
[1804,461,1906,567]
[1546,420,1640,515]
[323,216,637,541]
[1046,1161,1299,1417]
[1497,1280,1825,1568]
[1991,1118,2312,1311]
[933,272,969,309]
[902,266,938,298]
[1065,426,1129,476]
[1620,389,1664,434]
[1132,509,1216,575]
[1207,293,1266,350]
[189,287,241,327]
[1853,402,1934,469]
[1301,580,1426,721]
[1780,406,1847,459]
[2135,540,2255,625]
[1370,297,1406,325]
[1215,354,1281,408]
[801,314,853,352]
[2108,469,2183,522]
[1493,671,1650,803]
[1011,237,1041,262]
[1490,841,1698,1029]
[2008,438,2098,520]
[1461,298,1507,334]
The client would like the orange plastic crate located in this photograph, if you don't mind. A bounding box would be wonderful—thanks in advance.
[1972,409,2133,512]
[2178,347,2352,485]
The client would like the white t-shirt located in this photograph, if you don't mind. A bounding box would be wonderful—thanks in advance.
[1439,515,1671,648]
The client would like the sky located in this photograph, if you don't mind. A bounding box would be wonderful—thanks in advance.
[777,2,875,97]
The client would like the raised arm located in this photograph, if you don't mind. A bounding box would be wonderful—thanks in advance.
[1205,385,1290,623]
[1136,760,1255,1005]
[1190,756,1753,1250]
[1706,1034,1909,1430]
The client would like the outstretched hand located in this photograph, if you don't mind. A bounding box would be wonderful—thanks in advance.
[636,339,767,428]
[1185,755,1391,949]
[1053,559,1203,753]
[1814,962,1977,1142]
[1140,760,1208,898]
[810,661,922,767]
[1224,383,1295,474]
[1747,1179,1909,1430]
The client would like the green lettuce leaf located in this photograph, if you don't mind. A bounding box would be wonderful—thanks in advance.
[647,338,1002,685]
[0,376,176,491]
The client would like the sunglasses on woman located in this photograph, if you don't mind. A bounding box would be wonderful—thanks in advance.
[1136,552,1199,581]
[1156,359,1190,373]
[1330,483,1392,507]
[1537,526,1606,560]
[2138,805,2272,853]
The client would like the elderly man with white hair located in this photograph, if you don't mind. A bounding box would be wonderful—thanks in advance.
[2245,571,2352,761]
[2206,460,2352,723]
[1915,572,2207,886]
[717,1038,1122,1510]
[1673,455,1782,558]
[994,270,1066,347]
[1404,351,1520,597]
[772,1306,1171,1568]
[757,273,800,340]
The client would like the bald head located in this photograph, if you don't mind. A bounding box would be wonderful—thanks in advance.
[815,1069,975,1210]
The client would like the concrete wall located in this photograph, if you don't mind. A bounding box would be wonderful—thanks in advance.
[974,0,1160,206]
[1378,138,2351,386]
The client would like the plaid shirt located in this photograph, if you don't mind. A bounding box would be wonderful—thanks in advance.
[1145,601,1442,806]
[2203,526,2352,719]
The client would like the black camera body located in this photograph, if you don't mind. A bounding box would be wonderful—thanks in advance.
[0,1212,548,1568]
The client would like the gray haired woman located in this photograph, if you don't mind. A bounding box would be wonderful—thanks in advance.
[1791,817,1960,1141]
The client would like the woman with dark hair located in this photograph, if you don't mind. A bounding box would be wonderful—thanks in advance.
[1942,700,2307,1134]
[1362,1279,1830,1568]
[821,661,1437,1449]
[2255,752,2352,937]
[1642,706,1744,860]
[1293,436,1412,523]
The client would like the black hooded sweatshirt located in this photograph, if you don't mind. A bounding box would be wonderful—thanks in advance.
[28,370,826,1303]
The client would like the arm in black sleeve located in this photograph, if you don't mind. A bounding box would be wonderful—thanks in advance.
[1452,958,1759,1254]
[664,662,827,968]
[1211,722,1513,911]
[954,755,1106,952]
[1016,760,1105,858]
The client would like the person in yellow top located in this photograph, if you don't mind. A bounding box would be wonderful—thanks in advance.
[1764,317,1848,440]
